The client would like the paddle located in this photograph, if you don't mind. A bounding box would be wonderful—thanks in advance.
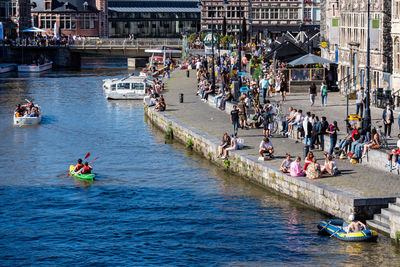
[319,221,331,232]
[90,157,99,163]
[329,228,341,238]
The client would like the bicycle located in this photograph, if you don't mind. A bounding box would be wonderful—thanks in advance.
[373,123,389,149]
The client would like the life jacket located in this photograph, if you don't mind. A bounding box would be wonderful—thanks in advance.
[75,163,83,171]
[82,166,91,174]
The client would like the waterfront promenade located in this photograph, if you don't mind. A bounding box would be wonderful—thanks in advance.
[161,70,400,198]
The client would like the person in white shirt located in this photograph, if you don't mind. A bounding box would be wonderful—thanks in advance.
[295,109,304,141]
[259,137,274,157]
[355,87,365,117]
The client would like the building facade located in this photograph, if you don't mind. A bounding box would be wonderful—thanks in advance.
[31,0,108,37]
[4,0,32,37]
[321,0,392,93]
[201,0,321,39]
[108,0,200,38]
[392,0,400,93]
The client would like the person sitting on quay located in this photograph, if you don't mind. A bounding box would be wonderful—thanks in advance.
[219,89,233,111]
[222,134,238,159]
[280,153,292,173]
[385,134,400,170]
[339,124,361,158]
[349,129,370,160]
[303,151,314,171]
[290,156,305,177]
[249,104,263,129]
[259,137,274,158]
[306,157,322,179]
[362,128,380,158]
[337,123,354,157]
[154,95,166,112]
[281,107,295,136]
[321,153,340,176]
[218,133,231,158]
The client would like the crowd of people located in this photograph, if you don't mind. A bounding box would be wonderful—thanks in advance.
[14,99,40,118]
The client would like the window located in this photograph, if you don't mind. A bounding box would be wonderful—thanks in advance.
[289,9,298,20]
[280,9,288,20]
[272,8,278,19]
[40,15,57,29]
[132,83,144,90]
[60,15,76,29]
[45,1,51,10]
[117,83,130,90]
[10,2,17,17]
[79,14,96,29]
[304,8,311,20]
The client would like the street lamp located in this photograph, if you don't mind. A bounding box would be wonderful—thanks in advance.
[238,0,242,76]
[211,0,216,90]
[363,0,371,132]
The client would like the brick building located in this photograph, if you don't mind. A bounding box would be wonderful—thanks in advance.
[321,0,392,93]
[31,0,108,37]
[200,0,321,40]
[4,0,32,37]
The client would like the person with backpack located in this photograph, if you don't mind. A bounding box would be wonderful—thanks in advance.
[326,120,339,156]
[320,81,328,107]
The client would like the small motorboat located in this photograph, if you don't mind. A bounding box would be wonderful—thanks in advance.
[317,219,378,242]
[0,63,17,74]
[18,61,52,72]
[69,165,95,181]
[13,104,42,126]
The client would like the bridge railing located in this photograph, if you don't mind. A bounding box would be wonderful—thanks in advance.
[70,38,182,49]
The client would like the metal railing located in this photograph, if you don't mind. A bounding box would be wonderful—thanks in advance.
[70,38,182,49]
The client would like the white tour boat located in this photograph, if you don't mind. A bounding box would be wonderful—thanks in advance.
[103,72,153,100]
[0,63,17,73]
[18,61,53,72]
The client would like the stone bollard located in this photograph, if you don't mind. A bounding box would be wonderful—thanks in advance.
[179,93,184,103]
[186,70,190,78]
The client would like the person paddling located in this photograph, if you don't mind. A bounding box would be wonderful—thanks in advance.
[76,161,93,174]
[74,159,84,172]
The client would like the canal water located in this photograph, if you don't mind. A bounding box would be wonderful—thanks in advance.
[0,60,399,265]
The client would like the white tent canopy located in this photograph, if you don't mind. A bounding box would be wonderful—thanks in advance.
[22,27,46,33]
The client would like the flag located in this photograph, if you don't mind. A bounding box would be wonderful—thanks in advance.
[54,22,58,40]
[0,22,3,40]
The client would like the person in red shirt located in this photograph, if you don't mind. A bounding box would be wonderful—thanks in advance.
[74,159,84,172]
[77,162,93,174]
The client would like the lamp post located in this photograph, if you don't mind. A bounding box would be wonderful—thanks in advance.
[211,0,216,90]
[238,0,242,76]
[363,0,371,132]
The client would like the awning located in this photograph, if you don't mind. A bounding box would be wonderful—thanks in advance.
[22,27,46,33]
[108,7,200,13]
[288,53,335,66]
[145,47,181,54]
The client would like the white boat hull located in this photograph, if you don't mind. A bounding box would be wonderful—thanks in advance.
[18,62,53,72]
[105,91,145,100]
[14,115,42,125]
[0,64,17,73]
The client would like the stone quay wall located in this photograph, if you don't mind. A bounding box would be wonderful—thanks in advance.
[145,106,395,221]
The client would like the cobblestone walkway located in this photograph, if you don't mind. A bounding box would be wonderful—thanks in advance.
[161,70,400,198]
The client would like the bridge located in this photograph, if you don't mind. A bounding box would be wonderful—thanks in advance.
[69,38,183,57]
[1,38,185,68]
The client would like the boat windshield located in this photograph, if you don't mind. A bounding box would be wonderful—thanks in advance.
[111,84,116,91]
[117,83,130,90]
[131,83,145,91]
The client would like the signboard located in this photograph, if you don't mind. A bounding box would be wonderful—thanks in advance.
[330,18,339,44]
[371,19,379,50]
[321,41,327,48]
[203,32,218,45]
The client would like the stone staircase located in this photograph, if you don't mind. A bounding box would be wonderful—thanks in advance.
[367,198,400,239]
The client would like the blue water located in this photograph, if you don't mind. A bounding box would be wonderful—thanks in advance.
[0,62,399,266]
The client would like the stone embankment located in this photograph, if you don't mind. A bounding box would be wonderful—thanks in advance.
[145,69,400,240]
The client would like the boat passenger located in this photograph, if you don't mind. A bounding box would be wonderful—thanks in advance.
[74,159,84,172]
[76,162,93,174]
[346,214,368,233]
[15,104,24,117]
[29,107,39,117]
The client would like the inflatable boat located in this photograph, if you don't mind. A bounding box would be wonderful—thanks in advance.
[317,219,378,242]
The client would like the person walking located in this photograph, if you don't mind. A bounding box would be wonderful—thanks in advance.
[309,83,317,106]
[259,75,268,102]
[356,87,365,117]
[230,105,240,137]
[320,81,328,107]
[280,75,288,102]
[382,103,394,138]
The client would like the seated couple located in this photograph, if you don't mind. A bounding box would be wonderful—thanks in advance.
[218,133,238,159]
